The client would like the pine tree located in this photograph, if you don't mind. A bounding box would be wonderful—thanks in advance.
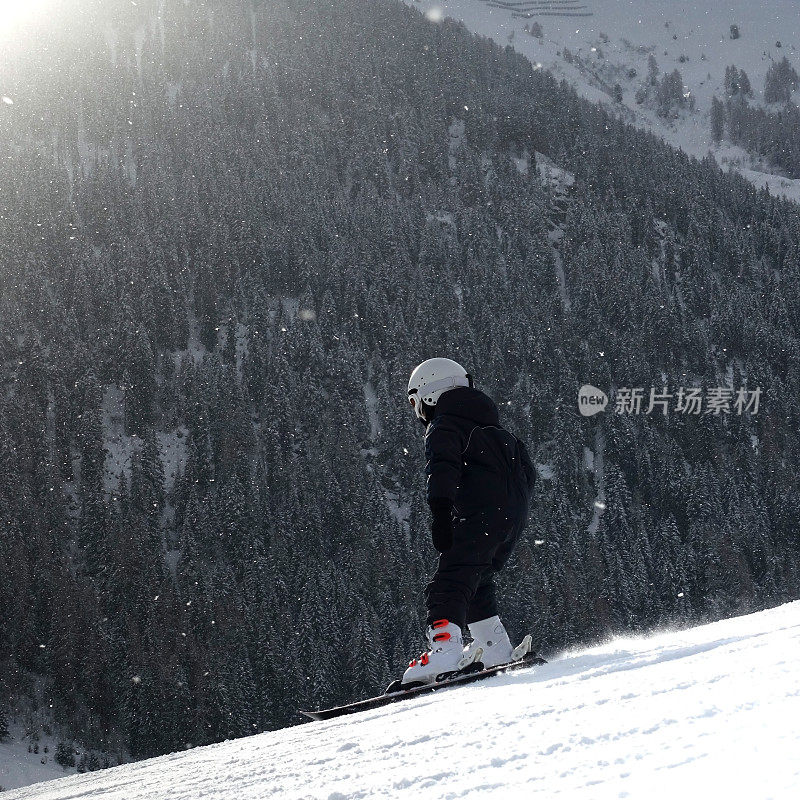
[54,741,76,767]
[724,65,743,98]
[656,69,686,117]
[738,69,752,97]
[0,706,10,742]
[764,57,799,104]
[185,407,214,493]
[123,328,156,437]
[711,96,725,142]
[647,54,659,86]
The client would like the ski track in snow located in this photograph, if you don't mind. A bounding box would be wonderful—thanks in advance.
[7,602,800,800]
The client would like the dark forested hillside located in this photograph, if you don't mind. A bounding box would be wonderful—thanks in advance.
[1,0,799,762]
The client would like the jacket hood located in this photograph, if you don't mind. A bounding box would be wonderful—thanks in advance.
[433,387,500,426]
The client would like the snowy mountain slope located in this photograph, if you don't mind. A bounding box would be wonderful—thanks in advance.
[7,602,799,800]
[405,0,800,200]
[0,737,75,795]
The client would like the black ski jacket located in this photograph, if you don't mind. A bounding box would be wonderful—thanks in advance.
[424,387,535,516]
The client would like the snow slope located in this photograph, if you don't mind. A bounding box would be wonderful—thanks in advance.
[0,737,74,794]
[405,0,800,200]
[7,601,800,799]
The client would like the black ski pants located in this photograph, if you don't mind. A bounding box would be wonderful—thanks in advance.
[424,488,528,629]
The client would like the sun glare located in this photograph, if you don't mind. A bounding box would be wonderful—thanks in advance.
[0,0,52,33]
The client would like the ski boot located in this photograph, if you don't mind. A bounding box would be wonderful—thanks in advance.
[463,616,518,669]
[399,619,472,688]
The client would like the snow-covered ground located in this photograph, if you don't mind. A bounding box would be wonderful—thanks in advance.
[7,601,799,799]
[0,735,74,795]
[405,0,800,201]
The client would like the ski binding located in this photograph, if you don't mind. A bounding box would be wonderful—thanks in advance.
[299,636,545,722]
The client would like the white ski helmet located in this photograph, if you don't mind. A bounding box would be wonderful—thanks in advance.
[407,358,472,421]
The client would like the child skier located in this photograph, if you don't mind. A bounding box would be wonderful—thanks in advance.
[403,357,536,686]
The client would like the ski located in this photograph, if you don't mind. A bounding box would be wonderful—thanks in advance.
[299,645,547,722]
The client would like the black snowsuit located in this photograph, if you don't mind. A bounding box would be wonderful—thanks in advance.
[423,387,536,629]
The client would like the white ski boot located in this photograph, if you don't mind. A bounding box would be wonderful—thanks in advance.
[402,620,471,686]
[464,616,515,669]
